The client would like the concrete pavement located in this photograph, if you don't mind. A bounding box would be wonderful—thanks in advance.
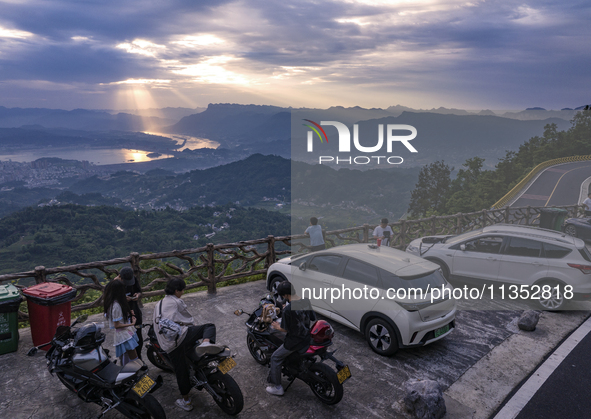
[1,279,589,419]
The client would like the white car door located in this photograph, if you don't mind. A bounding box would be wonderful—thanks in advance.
[497,237,548,286]
[292,254,344,314]
[450,235,504,283]
[329,258,380,329]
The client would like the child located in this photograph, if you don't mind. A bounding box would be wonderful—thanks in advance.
[103,280,139,365]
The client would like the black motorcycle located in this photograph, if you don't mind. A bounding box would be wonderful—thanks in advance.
[28,315,166,419]
[144,324,244,416]
[234,294,351,405]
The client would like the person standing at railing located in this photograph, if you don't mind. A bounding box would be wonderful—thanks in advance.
[373,218,394,246]
[305,217,326,251]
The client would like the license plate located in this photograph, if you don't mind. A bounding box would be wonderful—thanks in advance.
[132,375,156,398]
[434,324,450,338]
[337,365,351,384]
[218,357,237,374]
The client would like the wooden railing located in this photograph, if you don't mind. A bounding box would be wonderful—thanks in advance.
[1,204,584,321]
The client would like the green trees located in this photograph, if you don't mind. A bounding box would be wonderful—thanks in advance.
[408,161,452,217]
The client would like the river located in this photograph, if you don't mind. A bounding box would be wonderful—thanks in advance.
[0,133,219,165]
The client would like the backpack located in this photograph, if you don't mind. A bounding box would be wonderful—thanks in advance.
[155,301,182,344]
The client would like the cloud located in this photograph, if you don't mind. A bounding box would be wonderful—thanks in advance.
[0,0,589,109]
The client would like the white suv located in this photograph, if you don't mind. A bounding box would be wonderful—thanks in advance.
[265,243,456,356]
[406,224,591,310]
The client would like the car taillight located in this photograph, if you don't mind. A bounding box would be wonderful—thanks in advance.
[568,263,591,274]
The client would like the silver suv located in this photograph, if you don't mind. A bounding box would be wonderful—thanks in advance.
[406,224,591,310]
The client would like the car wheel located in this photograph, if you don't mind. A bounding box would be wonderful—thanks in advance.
[365,318,399,356]
[564,225,577,238]
[537,281,567,311]
[268,275,284,293]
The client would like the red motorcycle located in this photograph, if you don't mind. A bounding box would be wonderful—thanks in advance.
[235,294,351,405]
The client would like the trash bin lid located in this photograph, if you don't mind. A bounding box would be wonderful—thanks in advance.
[540,207,568,213]
[0,284,21,302]
[23,282,73,299]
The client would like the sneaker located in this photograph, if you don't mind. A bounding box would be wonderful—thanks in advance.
[266,385,284,396]
[195,341,223,355]
[175,398,193,412]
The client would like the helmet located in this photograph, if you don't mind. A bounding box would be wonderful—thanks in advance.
[310,320,334,344]
[74,323,105,351]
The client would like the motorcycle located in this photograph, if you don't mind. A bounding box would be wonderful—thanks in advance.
[144,324,244,416]
[234,294,351,405]
[28,315,166,419]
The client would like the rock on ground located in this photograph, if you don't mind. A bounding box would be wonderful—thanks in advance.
[403,379,446,419]
[518,310,541,331]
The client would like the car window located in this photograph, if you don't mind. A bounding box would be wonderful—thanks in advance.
[308,255,342,275]
[342,258,379,287]
[504,237,542,257]
[380,269,446,291]
[579,248,591,262]
[543,243,572,259]
[462,236,503,254]
[291,255,311,268]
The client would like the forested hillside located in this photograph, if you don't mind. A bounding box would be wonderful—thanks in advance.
[0,204,290,275]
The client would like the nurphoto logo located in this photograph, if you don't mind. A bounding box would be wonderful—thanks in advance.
[303,120,418,165]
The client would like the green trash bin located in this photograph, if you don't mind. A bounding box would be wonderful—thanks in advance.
[0,284,23,355]
[539,208,569,231]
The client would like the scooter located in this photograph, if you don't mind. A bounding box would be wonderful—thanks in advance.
[28,315,166,419]
[144,324,244,415]
[234,294,351,405]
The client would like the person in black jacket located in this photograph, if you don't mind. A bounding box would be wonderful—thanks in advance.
[116,267,143,360]
[266,280,316,396]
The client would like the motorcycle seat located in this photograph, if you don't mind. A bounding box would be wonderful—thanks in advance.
[96,362,121,383]
[96,359,143,383]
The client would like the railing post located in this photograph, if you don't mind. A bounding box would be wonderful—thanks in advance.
[206,243,216,294]
[455,213,462,234]
[34,266,46,284]
[430,216,437,235]
[363,224,369,243]
[266,235,276,268]
[399,220,406,248]
[482,209,488,227]
[504,206,510,224]
[526,206,531,225]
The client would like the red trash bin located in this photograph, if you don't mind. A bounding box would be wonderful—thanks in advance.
[22,283,77,350]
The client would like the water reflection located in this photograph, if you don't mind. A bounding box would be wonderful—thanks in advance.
[0,147,174,165]
[142,132,220,150]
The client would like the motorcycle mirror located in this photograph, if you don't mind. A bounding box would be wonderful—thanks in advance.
[27,347,38,357]
[74,314,89,325]
[234,309,244,316]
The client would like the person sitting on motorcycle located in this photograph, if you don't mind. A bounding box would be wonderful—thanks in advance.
[153,278,223,411]
[266,280,316,396]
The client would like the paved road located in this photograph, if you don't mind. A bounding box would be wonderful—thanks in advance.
[514,328,591,419]
[512,160,591,208]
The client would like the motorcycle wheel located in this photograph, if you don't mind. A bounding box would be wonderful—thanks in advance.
[147,347,173,372]
[247,334,269,365]
[307,363,344,405]
[116,394,166,419]
[207,371,244,415]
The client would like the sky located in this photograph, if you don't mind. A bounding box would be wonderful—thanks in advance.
[0,0,590,111]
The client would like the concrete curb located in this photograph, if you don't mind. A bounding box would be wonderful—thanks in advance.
[443,310,590,419]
